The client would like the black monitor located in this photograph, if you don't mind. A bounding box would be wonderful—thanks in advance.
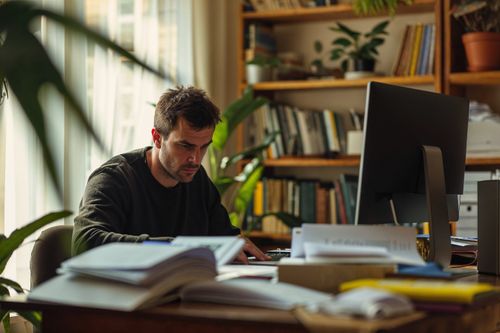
[355,82,469,267]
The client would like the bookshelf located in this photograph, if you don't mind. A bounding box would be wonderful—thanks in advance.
[237,0,500,243]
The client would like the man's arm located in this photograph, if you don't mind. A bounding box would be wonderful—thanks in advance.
[72,170,148,255]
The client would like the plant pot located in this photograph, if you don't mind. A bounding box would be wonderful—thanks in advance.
[246,64,272,84]
[462,32,500,72]
[353,58,375,72]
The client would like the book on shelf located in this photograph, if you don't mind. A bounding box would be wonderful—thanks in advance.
[393,23,435,77]
[28,243,219,311]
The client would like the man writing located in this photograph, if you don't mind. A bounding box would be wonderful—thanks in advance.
[73,86,269,263]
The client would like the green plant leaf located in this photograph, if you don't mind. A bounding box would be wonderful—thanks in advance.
[313,40,323,53]
[220,132,277,171]
[226,97,268,144]
[0,277,24,294]
[0,1,169,196]
[234,164,264,221]
[332,37,352,47]
[17,311,42,329]
[212,120,229,151]
[341,59,349,72]
[367,20,390,37]
[0,210,71,274]
[334,22,361,41]
[214,176,235,197]
[229,212,240,229]
[1,311,10,333]
[330,48,345,60]
[255,212,302,229]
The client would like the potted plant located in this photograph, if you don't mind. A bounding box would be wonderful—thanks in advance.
[329,20,390,77]
[451,0,500,72]
[353,0,413,16]
[245,54,280,84]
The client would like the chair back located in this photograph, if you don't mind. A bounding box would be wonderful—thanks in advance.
[30,225,73,288]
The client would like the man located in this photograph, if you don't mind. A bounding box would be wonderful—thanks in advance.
[73,86,269,263]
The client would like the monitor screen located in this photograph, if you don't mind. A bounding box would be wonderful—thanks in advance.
[355,82,469,227]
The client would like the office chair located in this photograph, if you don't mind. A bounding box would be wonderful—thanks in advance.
[30,225,73,288]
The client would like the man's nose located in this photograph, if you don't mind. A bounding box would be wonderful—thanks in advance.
[188,149,201,164]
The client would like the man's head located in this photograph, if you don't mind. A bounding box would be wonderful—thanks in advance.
[151,86,221,185]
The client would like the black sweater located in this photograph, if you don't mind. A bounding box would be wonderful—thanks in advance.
[73,147,239,254]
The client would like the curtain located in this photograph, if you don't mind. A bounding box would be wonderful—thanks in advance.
[2,0,188,289]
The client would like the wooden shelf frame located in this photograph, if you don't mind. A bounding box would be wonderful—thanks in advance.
[262,156,500,168]
[242,0,436,23]
[251,75,435,91]
[449,71,500,86]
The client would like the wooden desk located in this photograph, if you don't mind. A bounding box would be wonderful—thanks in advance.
[2,273,500,333]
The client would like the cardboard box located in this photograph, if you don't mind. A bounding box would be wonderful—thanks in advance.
[278,259,395,294]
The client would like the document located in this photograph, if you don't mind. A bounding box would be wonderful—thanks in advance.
[293,224,425,266]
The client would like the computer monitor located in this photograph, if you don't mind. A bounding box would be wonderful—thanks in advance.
[355,82,469,267]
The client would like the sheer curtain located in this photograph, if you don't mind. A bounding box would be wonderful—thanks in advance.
[2,0,190,289]
[85,0,188,172]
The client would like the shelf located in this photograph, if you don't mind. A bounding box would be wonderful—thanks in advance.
[262,156,500,168]
[251,75,435,91]
[449,71,500,86]
[242,0,435,23]
[264,156,360,168]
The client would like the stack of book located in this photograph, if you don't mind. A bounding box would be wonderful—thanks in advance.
[247,103,348,159]
[249,174,358,234]
[392,23,436,77]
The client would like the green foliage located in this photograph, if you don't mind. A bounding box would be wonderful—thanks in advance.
[245,54,280,68]
[0,1,169,198]
[329,20,389,72]
[0,211,72,330]
[209,86,275,228]
[353,0,413,16]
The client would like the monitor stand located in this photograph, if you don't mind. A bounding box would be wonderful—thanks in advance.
[422,145,452,268]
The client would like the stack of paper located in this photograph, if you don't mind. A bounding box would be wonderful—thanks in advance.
[28,243,218,311]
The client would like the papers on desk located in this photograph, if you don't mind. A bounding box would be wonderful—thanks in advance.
[180,278,333,310]
[291,224,426,266]
[171,236,244,266]
[29,243,219,311]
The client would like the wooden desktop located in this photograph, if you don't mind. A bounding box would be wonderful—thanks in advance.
[2,272,500,333]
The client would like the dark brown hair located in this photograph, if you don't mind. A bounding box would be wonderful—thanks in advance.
[154,86,221,137]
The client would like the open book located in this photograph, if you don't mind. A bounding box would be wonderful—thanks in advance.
[171,236,244,266]
[28,243,218,311]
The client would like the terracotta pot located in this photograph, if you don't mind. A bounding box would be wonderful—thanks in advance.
[462,32,500,72]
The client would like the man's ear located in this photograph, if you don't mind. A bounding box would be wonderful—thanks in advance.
[151,128,162,148]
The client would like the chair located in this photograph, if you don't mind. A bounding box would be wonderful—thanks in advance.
[30,225,73,288]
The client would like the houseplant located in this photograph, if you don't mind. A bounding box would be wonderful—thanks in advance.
[451,0,500,71]
[329,20,390,75]
[0,1,167,330]
[208,86,302,231]
[353,0,413,16]
[245,54,280,84]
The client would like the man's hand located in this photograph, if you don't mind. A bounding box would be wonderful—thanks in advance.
[234,236,271,264]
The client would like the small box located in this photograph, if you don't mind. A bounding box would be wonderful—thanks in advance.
[278,259,395,294]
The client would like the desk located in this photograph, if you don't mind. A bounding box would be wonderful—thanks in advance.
[2,273,500,333]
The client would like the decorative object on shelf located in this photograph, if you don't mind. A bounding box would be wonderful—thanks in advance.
[353,0,413,16]
[329,20,389,77]
[451,0,500,72]
[245,54,280,84]
[208,86,275,228]
[310,40,343,79]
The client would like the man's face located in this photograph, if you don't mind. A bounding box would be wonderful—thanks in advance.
[156,117,214,184]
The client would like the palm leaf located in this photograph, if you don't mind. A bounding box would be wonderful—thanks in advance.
[1,311,10,333]
[0,1,169,196]
[0,211,71,274]
[214,176,235,197]
[233,165,264,228]
[0,277,24,294]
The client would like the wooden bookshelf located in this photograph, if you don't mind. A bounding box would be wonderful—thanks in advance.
[251,75,435,91]
[262,156,500,168]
